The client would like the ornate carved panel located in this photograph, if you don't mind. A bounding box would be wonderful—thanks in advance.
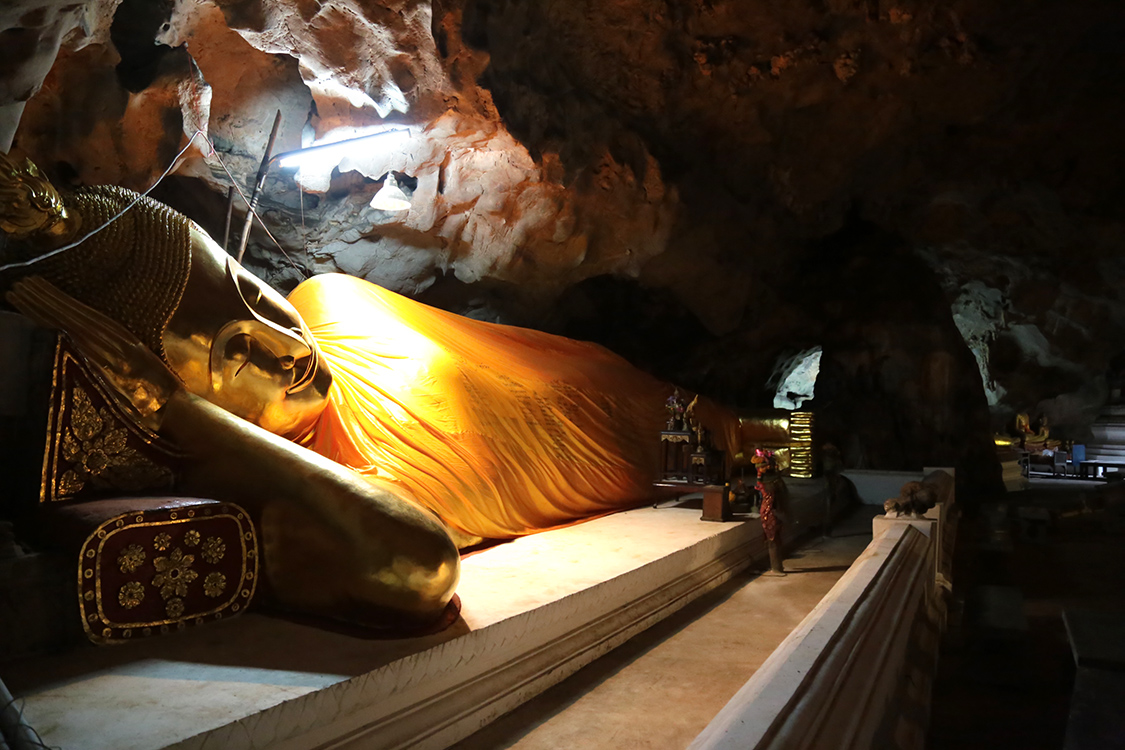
[75,500,258,645]
[41,337,180,502]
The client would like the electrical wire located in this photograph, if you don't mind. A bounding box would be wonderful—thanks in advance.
[205,139,309,279]
[1,129,310,280]
[0,692,57,750]
[299,172,311,278]
[0,130,208,274]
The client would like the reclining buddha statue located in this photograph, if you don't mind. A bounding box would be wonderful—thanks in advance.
[0,151,743,631]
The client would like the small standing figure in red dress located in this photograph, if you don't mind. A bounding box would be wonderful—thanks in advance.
[752,449,788,574]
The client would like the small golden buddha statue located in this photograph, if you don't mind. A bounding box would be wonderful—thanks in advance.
[993,411,1061,452]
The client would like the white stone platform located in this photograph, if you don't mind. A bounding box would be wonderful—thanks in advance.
[4,486,835,750]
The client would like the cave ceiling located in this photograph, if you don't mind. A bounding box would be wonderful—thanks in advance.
[2,0,1124,482]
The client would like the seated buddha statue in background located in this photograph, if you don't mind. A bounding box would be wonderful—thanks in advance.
[994,411,1061,452]
[0,152,741,630]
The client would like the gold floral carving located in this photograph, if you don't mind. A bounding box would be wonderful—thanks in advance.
[57,387,173,497]
[118,581,145,609]
[165,598,185,619]
[203,572,227,598]
[153,532,172,551]
[201,537,226,565]
[77,505,259,646]
[152,548,197,599]
[117,544,146,573]
[183,530,201,547]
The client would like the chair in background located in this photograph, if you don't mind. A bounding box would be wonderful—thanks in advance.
[1070,444,1087,475]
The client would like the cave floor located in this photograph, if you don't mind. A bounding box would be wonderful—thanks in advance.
[929,480,1125,750]
[449,506,880,750]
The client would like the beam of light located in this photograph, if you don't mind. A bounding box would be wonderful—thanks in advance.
[275,127,411,171]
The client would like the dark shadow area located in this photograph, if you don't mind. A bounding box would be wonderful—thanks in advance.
[929,482,1125,749]
[826,530,877,539]
[109,0,177,92]
[544,275,717,384]
[784,564,852,574]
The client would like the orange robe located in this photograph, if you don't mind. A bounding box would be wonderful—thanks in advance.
[288,274,736,541]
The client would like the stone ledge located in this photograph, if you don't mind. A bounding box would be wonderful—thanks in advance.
[288,517,766,750]
[691,515,944,750]
[4,488,806,750]
[12,478,840,750]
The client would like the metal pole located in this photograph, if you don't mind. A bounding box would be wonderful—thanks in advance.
[221,185,235,252]
[235,109,282,263]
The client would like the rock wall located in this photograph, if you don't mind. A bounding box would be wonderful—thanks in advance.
[9,0,676,307]
[4,0,1125,494]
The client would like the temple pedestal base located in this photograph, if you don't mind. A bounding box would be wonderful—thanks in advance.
[9,479,842,750]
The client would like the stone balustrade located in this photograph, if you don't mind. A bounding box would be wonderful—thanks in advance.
[691,469,955,750]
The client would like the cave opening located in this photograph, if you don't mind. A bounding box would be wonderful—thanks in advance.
[109,0,177,93]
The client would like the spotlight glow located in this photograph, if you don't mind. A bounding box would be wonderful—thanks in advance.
[370,182,411,212]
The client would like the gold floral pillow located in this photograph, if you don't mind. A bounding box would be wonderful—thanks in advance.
[72,498,258,644]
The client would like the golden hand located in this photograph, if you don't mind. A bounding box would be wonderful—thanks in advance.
[5,276,180,432]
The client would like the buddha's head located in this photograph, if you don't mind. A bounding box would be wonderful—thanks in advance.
[0,153,332,438]
[164,227,333,438]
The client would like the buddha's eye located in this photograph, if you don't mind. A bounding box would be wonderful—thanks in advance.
[228,334,251,359]
[226,334,252,377]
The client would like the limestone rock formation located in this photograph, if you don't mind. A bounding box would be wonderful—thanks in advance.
[0,0,119,150]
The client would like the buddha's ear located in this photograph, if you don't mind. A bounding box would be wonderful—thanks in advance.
[225,255,306,330]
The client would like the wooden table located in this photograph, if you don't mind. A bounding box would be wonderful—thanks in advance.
[1078,460,1125,478]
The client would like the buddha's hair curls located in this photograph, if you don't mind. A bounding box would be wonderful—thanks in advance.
[0,153,192,360]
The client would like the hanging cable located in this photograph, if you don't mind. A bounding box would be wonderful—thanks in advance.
[1,685,56,750]
[2,129,310,280]
[299,180,312,278]
[0,130,208,274]
[206,143,308,279]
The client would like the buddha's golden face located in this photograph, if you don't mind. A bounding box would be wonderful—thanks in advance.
[162,227,331,438]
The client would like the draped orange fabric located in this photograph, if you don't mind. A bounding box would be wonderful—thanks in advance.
[288,274,738,541]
